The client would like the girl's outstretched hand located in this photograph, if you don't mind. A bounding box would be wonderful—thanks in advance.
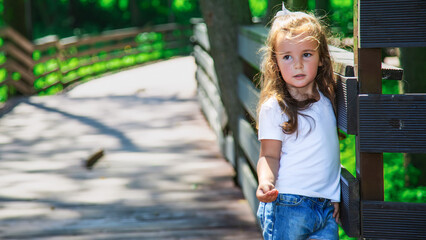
[256,183,279,202]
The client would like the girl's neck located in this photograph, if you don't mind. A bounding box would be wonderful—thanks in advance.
[287,84,320,101]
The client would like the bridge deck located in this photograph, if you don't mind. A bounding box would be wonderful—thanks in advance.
[0,57,261,239]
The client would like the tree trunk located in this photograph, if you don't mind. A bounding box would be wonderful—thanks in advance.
[69,0,80,29]
[129,0,141,26]
[263,0,285,26]
[400,47,426,186]
[199,0,252,162]
[4,0,32,39]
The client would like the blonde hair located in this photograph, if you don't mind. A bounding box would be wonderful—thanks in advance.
[257,11,336,135]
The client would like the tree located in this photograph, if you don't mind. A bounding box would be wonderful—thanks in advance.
[199,0,252,161]
[400,47,426,186]
[287,0,308,11]
[3,0,32,39]
[263,0,286,26]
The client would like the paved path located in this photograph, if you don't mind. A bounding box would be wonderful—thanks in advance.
[0,57,261,239]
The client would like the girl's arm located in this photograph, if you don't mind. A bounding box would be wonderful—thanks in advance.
[256,139,281,202]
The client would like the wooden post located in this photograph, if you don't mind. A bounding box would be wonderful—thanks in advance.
[354,1,384,237]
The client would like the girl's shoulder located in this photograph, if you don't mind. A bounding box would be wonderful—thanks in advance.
[261,96,281,110]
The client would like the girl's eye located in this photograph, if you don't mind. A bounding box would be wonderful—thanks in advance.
[303,53,312,58]
[283,55,291,60]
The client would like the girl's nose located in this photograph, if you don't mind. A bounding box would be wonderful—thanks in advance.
[294,58,303,69]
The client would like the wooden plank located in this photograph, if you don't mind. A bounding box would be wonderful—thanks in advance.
[238,25,267,70]
[33,35,59,51]
[197,86,223,141]
[193,23,210,51]
[340,167,360,238]
[359,0,426,48]
[196,67,227,129]
[6,59,36,84]
[225,134,236,167]
[238,74,260,120]
[237,156,259,218]
[362,201,426,239]
[193,45,218,86]
[354,46,384,202]
[6,76,34,95]
[238,116,260,170]
[2,43,35,69]
[335,74,358,134]
[359,94,426,153]
[2,27,34,54]
[329,46,403,79]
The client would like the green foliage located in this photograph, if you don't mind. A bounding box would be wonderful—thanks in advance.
[27,0,201,39]
[330,0,353,37]
[0,85,7,102]
[249,0,267,18]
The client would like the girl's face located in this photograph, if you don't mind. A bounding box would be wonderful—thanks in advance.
[275,32,321,96]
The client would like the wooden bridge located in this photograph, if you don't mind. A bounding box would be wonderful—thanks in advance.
[1,0,426,239]
[0,56,261,239]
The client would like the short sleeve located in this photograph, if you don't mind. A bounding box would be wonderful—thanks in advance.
[258,98,286,141]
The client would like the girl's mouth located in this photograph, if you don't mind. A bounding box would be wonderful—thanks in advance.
[293,74,306,79]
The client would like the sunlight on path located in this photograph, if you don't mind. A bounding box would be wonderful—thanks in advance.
[0,57,261,239]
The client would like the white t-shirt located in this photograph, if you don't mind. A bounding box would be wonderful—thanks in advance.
[258,91,341,202]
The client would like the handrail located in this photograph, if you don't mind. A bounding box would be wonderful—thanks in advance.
[0,23,193,101]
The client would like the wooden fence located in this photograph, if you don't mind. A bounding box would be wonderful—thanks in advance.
[0,23,192,101]
[192,1,426,237]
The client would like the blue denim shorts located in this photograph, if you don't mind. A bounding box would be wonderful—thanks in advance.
[257,193,338,240]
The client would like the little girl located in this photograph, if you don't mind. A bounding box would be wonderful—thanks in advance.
[256,4,341,240]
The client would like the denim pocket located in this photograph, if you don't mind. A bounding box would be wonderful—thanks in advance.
[275,194,306,207]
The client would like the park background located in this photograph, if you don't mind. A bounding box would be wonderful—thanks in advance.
[0,0,424,238]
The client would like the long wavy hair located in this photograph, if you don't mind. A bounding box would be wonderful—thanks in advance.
[257,11,336,135]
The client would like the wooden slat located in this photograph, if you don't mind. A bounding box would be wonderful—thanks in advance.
[69,41,139,58]
[60,28,140,48]
[340,167,360,238]
[33,35,59,51]
[193,23,210,51]
[335,74,358,134]
[359,0,426,48]
[329,46,403,79]
[362,201,426,239]
[197,86,222,140]
[2,43,35,68]
[237,156,259,217]
[6,59,36,84]
[7,76,34,95]
[237,74,260,120]
[196,67,227,129]
[224,134,236,167]
[359,94,426,153]
[238,25,267,70]
[193,45,218,86]
[2,27,34,54]
[238,117,260,169]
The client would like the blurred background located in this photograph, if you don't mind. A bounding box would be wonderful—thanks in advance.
[0,0,424,239]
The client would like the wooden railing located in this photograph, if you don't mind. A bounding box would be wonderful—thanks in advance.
[0,23,192,100]
[193,7,426,237]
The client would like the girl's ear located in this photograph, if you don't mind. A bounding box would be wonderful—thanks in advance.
[319,58,323,67]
